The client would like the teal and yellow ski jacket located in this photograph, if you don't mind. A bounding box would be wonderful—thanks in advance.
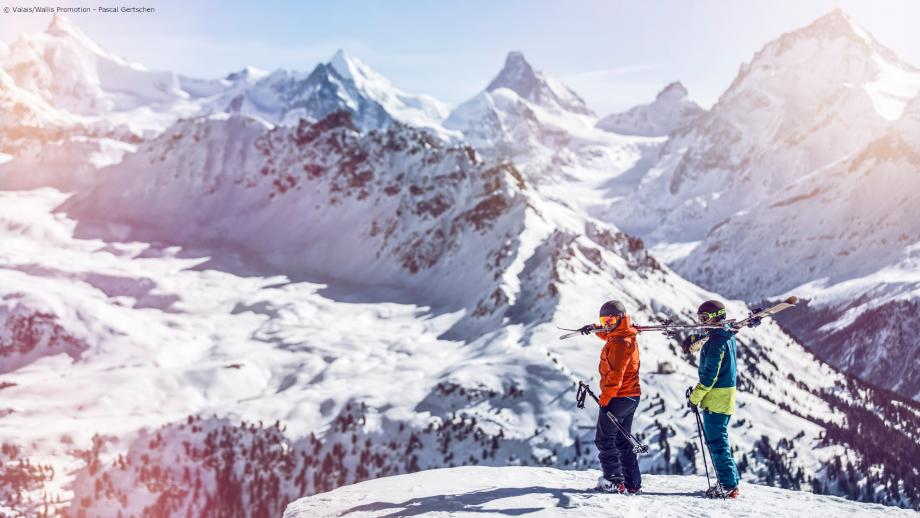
[688,328,737,415]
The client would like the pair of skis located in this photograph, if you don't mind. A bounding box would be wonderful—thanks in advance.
[558,296,798,342]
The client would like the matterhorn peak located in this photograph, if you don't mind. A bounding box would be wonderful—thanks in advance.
[656,81,689,101]
[486,51,539,95]
[485,51,593,115]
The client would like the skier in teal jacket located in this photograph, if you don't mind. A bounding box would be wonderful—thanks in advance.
[684,299,748,498]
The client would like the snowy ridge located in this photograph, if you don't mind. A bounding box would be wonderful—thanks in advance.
[608,8,920,243]
[200,50,457,139]
[61,112,526,335]
[284,466,917,517]
[596,81,704,137]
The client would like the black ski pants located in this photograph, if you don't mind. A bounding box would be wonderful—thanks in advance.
[595,396,641,489]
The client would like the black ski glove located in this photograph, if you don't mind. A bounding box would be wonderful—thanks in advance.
[578,324,596,335]
[681,334,702,355]
[685,387,697,410]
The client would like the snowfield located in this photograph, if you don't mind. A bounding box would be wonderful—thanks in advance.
[283,466,916,518]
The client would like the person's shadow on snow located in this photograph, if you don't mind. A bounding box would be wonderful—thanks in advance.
[340,486,597,517]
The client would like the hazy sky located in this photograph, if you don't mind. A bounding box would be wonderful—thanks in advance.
[1,1,918,113]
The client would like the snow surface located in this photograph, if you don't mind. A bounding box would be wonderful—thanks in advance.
[284,466,913,518]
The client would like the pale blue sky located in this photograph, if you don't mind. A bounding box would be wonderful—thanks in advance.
[2,1,918,113]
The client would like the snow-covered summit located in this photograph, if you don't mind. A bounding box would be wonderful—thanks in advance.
[596,81,704,136]
[487,51,594,116]
[2,14,188,117]
[224,65,270,83]
[44,13,113,59]
[202,49,455,139]
[775,8,905,67]
[284,466,916,518]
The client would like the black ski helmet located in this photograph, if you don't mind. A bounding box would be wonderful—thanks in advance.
[697,300,726,322]
[599,300,626,318]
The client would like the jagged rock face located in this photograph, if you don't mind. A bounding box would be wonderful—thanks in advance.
[486,51,594,116]
[204,50,453,138]
[596,82,704,137]
[216,65,393,130]
[62,112,528,318]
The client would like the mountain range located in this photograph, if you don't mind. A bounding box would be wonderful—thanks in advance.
[0,10,918,517]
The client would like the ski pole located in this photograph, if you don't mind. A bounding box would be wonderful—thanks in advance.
[576,381,649,454]
[687,388,725,499]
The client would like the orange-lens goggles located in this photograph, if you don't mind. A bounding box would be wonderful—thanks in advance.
[599,315,620,326]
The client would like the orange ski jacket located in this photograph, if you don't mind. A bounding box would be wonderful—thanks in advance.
[596,315,641,405]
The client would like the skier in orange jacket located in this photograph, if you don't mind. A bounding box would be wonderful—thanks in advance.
[579,300,642,494]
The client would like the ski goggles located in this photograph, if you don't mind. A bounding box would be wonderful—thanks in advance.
[698,308,726,323]
[599,315,621,327]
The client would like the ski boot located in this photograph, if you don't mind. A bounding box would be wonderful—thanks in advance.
[704,484,726,498]
[595,476,627,494]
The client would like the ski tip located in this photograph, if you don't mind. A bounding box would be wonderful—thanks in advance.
[785,295,798,305]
